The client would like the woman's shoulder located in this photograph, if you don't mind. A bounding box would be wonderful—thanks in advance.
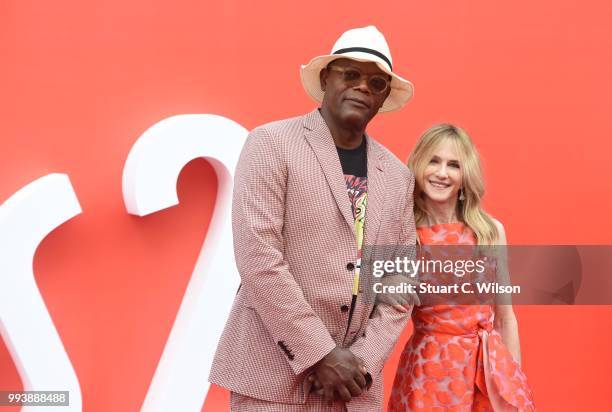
[489,216,507,243]
[490,216,504,230]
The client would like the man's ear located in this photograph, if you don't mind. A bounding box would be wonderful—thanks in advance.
[319,68,328,92]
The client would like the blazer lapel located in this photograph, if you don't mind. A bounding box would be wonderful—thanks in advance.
[303,110,355,234]
[363,135,387,246]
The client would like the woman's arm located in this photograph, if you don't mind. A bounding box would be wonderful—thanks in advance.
[492,219,522,365]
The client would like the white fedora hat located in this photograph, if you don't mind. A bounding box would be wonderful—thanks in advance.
[300,25,414,113]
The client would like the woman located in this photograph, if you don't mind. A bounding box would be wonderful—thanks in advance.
[388,124,535,411]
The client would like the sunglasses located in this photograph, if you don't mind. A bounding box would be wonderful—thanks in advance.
[327,65,391,95]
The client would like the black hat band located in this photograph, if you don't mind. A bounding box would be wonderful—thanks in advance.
[333,47,393,71]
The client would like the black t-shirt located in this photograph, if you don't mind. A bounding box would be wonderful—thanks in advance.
[336,138,367,220]
[337,137,367,178]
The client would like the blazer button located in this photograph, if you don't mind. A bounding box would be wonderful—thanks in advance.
[340,304,349,312]
[346,262,355,271]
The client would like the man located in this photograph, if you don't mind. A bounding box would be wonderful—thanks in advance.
[209,26,417,411]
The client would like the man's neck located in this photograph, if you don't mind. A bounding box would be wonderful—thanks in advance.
[319,107,365,149]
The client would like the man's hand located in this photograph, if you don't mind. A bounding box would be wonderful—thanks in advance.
[308,346,368,403]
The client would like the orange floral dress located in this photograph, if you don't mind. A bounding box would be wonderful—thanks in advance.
[388,223,535,412]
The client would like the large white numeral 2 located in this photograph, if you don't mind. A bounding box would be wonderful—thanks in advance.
[122,114,246,411]
[0,115,245,411]
[0,174,83,411]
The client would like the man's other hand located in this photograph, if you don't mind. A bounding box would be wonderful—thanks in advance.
[309,347,368,403]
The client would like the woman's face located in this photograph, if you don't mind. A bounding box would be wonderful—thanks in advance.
[419,138,463,207]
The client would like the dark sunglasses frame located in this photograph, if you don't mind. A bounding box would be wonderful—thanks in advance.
[326,65,391,95]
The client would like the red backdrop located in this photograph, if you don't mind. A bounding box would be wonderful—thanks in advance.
[1,1,611,411]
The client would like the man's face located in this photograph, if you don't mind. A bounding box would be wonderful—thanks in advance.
[319,58,391,129]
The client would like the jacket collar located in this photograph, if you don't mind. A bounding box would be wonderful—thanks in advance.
[303,109,388,243]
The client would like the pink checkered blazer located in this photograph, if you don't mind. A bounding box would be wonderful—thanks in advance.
[209,109,416,411]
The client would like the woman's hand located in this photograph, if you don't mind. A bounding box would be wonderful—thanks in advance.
[375,274,420,312]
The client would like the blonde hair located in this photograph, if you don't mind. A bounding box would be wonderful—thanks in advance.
[408,124,499,245]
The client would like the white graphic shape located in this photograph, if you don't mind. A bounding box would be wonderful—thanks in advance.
[122,115,245,411]
[0,173,83,411]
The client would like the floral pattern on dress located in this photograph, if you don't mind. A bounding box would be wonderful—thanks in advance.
[388,223,535,412]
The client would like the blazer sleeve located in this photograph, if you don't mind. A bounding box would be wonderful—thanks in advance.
[349,172,417,377]
[232,126,336,375]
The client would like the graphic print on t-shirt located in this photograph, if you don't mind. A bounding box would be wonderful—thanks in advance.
[344,174,367,248]
[336,137,367,247]
[344,175,367,221]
